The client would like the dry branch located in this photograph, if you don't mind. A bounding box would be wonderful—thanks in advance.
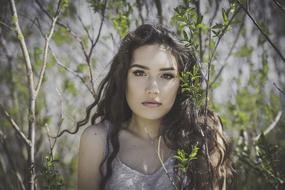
[254,111,283,141]
[0,105,31,146]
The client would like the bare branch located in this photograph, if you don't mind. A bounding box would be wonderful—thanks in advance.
[0,131,26,190]
[254,111,283,141]
[0,105,31,146]
[273,0,285,13]
[34,0,82,42]
[236,0,285,63]
[194,0,203,62]
[85,0,108,96]
[207,5,241,68]
[154,0,163,24]
[9,0,35,97]
[210,13,246,87]
[77,14,93,43]
[136,0,145,24]
[50,48,96,96]
[0,21,13,31]
[273,82,285,96]
[45,88,64,153]
[35,15,59,97]
[43,88,64,157]
[209,0,220,26]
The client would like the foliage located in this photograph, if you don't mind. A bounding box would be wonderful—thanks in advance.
[180,65,204,107]
[39,154,64,190]
[174,146,199,174]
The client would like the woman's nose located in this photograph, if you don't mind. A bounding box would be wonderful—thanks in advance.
[145,79,159,97]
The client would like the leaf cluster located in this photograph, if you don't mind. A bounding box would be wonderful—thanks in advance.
[174,146,199,174]
[180,65,204,107]
[40,154,64,190]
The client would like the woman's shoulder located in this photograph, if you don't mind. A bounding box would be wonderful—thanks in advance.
[80,120,110,146]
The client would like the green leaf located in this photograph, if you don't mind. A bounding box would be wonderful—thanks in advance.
[112,15,129,38]
[34,47,43,71]
[76,63,88,73]
[53,27,72,46]
[234,45,253,57]
[63,79,78,96]
[222,8,229,24]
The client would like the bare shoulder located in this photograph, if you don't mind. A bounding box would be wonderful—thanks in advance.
[80,122,108,143]
[78,121,108,190]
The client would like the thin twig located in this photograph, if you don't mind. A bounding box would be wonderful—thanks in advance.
[86,0,108,96]
[0,131,26,190]
[210,13,246,87]
[273,82,285,96]
[9,0,35,98]
[35,15,59,97]
[209,0,220,26]
[273,0,285,13]
[0,105,31,146]
[77,14,93,43]
[0,21,14,31]
[34,0,83,43]
[208,5,241,67]
[236,0,285,63]
[254,111,283,141]
[202,5,241,190]
[194,0,204,63]
[50,48,95,96]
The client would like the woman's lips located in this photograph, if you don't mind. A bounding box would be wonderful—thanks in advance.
[142,101,162,108]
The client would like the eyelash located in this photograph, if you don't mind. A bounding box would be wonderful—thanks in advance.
[161,73,175,80]
[132,70,175,80]
[133,70,146,77]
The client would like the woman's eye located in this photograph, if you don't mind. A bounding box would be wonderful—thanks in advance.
[161,73,175,80]
[133,70,146,77]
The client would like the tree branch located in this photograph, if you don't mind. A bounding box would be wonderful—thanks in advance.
[0,105,31,146]
[273,0,285,13]
[210,13,245,87]
[236,0,285,63]
[136,0,145,24]
[35,15,59,97]
[77,14,93,43]
[86,0,108,96]
[254,110,283,141]
[209,0,220,26]
[50,48,96,96]
[154,0,163,24]
[9,0,35,98]
[273,82,285,96]
[0,130,26,190]
[0,20,13,31]
[194,0,203,62]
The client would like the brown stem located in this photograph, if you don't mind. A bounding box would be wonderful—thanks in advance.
[236,0,285,63]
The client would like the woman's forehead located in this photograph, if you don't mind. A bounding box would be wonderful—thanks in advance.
[131,44,178,70]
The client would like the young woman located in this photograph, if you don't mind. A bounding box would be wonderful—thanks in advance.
[77,24,233,190]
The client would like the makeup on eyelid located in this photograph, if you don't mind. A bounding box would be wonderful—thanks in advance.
[131,69,177,79]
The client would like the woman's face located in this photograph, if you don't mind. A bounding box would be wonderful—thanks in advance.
[126,44,180,121]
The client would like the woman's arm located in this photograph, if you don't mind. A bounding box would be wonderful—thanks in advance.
[78,123,106,190]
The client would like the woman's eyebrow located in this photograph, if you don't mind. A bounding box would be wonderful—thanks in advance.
[130,64,149,69]
[160,67,175,71]
[130,64,176,71]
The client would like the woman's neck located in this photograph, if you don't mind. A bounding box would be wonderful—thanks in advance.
[127,114,162,140]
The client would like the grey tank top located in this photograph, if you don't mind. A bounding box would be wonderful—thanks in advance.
[103,121,176,190]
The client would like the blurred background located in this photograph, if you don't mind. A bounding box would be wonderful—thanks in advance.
[0,0,284,189]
